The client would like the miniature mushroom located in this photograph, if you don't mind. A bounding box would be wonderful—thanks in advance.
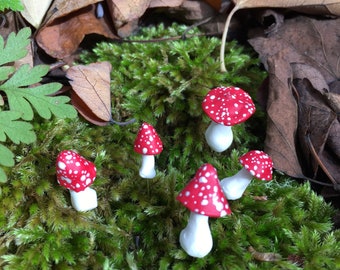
[56,150,97,212]
[176,163,231,258]
[220,150,273,200]
[202,86,256,152]
[134,122,163,178]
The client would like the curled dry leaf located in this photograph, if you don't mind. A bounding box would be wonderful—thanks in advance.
[232,0,340,16]
[66,61,112,126]
[249,15,340,188]
[252,195,268,201]
[149,0,185,8]
[36,0,117,59]
[108,0,151,24]
[107,0,150,36]
[220,0,340,71]
[248,246,282,262]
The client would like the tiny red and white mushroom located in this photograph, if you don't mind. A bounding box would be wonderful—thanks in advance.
[134,122,163,178]
[202,86,256,152]
[220,150,273,200]
[176,163,231,258]
[56,150,98,211]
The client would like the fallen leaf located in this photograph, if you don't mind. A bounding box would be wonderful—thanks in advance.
[107,0,151,29]
[66,61,112,126]
[149,0,184,9]
[20,0,53,28]
[203,0,222,11]
[248,246,282,261]
[232,0,340,16]
[36,0,117,59]
[249,16,340,187]
[220,0,340,71]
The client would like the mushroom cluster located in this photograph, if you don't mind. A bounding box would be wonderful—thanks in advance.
[202,86,255,152]
[220,150,273,200]
[56,150,98,212]
[177,163,231,258]
[53,84,273,259]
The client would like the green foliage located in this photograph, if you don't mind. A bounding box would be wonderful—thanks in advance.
[0,23,338,269]
[0,27,77,182]
[0,0,23,11]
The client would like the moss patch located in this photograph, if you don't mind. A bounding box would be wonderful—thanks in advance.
[1,23,339,269]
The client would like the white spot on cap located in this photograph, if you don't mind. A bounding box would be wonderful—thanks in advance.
[201,199,208,206]
[58,161,66,170]
[199,177,208,183]
[61,176,71,184]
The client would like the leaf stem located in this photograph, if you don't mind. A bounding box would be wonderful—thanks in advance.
[220,5,240,72]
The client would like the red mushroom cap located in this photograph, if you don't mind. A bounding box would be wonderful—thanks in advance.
[134,122,163,155]
[56,150,97,192]
[202,86,256,126]
[176,163,231,218]
[239,150,273,181]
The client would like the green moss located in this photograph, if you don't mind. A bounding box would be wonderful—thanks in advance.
[0,23,339,269]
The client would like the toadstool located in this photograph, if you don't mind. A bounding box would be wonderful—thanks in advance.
[134,122,163,178]
[202,86,256,152]
[220,150,273,200]
[176,163,231,258]
[56,150,97,212]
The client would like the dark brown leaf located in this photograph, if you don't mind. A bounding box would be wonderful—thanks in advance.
[249,16,340,187]
[36,1,117,59]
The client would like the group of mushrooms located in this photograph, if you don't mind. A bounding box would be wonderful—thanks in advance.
[55,86,273,258]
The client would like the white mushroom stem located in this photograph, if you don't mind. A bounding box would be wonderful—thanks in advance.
[139,154,156,179]
[205,121,233,152]
[220,167,253,200]
[179,212,213,258]
[70,187,98,212]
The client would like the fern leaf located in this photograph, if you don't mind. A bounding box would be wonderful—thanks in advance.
[0,64,77,120]
[0,27,30,65]
[0,111,36,144]
[0,143,14,167]
[0,143,15,182]
[0,66,15,81]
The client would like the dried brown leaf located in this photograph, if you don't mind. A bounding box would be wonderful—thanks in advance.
[149,0,185,8]
[249,16,340,186]
[233,0,340,16]
[36,0,117,59]
[107,0,150,25]
[66,62,112,126]
[248,246,282,261]
[221,0,340,71]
